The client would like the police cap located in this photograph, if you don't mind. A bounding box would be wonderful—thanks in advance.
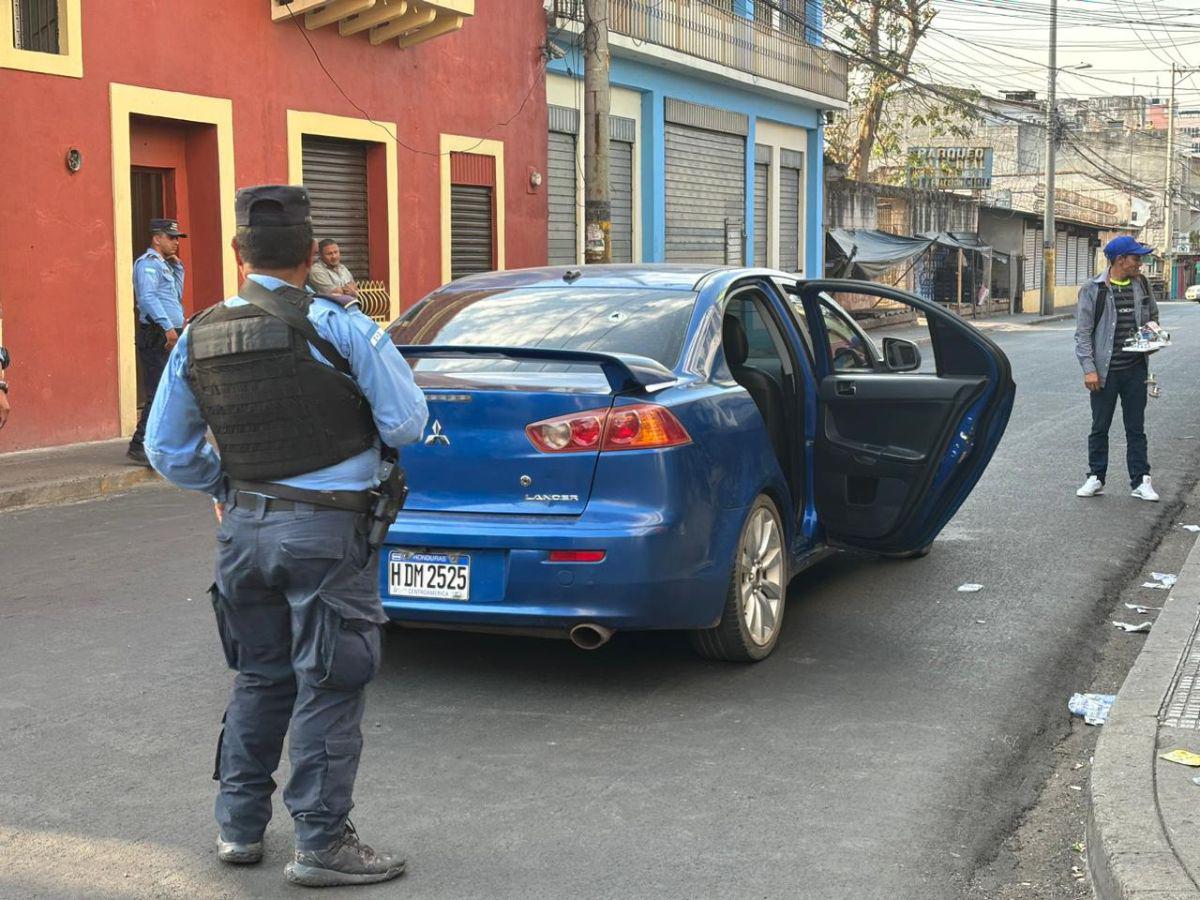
[149,218,187,238]
[235,185,312,228]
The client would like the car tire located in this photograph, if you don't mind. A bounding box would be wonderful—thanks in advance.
[689,495,788,663]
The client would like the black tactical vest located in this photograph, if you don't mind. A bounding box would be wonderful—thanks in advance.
[186,289,377,481]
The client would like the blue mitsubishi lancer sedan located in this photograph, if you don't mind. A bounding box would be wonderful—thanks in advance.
[379,265,1015,662]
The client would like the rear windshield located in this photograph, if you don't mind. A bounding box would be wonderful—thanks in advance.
[388,287,697,378]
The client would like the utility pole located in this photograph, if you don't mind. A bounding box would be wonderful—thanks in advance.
[583,0,611,264]
[1040,0,1057,316]
[1164,64,1177,297]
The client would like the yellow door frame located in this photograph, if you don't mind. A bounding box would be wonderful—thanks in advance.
[109,84,237,435]
[440,134,506,284]
[286,110,401,320]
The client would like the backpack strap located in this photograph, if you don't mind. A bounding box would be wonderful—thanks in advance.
[238,279,353,376]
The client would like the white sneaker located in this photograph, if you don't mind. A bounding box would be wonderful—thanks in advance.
[1131,476,1159,502]
[1076,475,1104,497]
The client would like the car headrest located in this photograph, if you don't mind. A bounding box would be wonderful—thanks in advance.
[722,314,749,367]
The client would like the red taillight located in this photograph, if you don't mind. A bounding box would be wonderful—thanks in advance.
[548,550,607,563]
[526,404,691,453]
[525,411,607,452]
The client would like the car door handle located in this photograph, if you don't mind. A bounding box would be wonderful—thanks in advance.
[835,381,856,397]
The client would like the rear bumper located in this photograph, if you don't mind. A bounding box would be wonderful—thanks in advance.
[377,503,737,631]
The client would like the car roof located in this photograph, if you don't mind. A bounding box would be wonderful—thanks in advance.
[437,264,735,293]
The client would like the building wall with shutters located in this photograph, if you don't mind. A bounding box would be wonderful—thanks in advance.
[545,62,825,276]
[546,76,643,265]
[750,119,811,273]
[1,0,550,451]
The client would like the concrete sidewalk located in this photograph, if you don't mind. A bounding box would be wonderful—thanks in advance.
[872,309,1075,346]
[1090,512,1200,898]
[0,438,163,512]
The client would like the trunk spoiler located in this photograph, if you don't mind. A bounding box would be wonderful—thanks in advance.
[396,345,678,394]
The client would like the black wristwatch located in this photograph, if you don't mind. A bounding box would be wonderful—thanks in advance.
[0,381,8,394]
[0,346,9,369]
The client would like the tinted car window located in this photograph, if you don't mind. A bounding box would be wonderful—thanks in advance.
[389,288,697,373]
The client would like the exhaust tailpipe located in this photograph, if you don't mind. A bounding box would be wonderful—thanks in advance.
[569,623,614,650]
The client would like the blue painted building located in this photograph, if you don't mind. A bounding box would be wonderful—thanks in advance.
[544,0,848,275]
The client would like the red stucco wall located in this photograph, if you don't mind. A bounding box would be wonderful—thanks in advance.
[0,2,548,450]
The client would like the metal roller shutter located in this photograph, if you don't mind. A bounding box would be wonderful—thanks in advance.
[547,130,577,265]
[609,114,636,264]
[302,136,371,280]
[1023,225,1038,291]
[664,100,747,264]
[778,152,804,274]
[753,144,770,268]
[1066,234,1078,285]
[611,139,634,263]
[1077,237,1091,282]
[1055,230,1068,285]
[450,184,493,280]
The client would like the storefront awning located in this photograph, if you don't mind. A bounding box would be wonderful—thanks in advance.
[826,228,934,278]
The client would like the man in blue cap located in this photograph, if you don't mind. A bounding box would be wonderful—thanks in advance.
[128,218,187,466]
[144,185,427,887]
[1074,235,1159,501]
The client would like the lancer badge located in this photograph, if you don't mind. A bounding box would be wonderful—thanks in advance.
[424,420,451,446]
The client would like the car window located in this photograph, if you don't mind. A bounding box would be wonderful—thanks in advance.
[388,287,698,375]
[818,300,876,371]
[788,297,876,371]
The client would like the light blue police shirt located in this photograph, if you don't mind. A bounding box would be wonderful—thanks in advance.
[145,273,428,500]
[133,248,186,331]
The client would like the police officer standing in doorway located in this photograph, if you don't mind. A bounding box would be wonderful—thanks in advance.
[128,218,187,466]
[144,185,427,888]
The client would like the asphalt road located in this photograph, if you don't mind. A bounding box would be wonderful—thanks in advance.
[4,304,1200,900]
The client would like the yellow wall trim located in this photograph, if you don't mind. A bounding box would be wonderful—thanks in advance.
[439,134,506,284]
[110,84,237,435]
[286,110,400,320]
[0,0,82,77]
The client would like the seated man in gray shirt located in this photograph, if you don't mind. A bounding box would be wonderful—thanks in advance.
[309,239,358,299]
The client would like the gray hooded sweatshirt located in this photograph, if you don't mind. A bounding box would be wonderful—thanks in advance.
[1074,270,1158,387]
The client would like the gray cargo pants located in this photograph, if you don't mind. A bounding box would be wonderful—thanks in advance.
[209,493,387,851]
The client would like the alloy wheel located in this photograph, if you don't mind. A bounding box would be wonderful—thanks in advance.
[739,506,785,647]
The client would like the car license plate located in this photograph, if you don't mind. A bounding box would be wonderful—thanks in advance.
[387,550,470,601]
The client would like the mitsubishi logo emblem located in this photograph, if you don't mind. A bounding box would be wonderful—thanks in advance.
[424,420,451,446]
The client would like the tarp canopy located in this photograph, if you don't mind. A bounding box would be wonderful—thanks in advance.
[826,228,934,278]
[921,231,993,258]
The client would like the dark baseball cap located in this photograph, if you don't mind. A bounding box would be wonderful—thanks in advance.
[235,185,313,228]
[149,218,187,237]
[1104,235,1154,260]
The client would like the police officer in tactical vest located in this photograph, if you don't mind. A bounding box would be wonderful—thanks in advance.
[144,185,427,888]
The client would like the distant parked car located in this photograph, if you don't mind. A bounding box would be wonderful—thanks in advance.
[1185,284,1200,302]
[379,265,1015,662]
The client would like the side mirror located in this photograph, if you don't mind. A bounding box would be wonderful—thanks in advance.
[882,337,921,372]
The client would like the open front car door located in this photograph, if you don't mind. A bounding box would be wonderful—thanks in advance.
[790,279,1015,556]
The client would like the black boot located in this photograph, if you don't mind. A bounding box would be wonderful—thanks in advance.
[284,822,405,888]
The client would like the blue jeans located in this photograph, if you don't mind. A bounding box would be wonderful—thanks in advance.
[1088,358,1150,489]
